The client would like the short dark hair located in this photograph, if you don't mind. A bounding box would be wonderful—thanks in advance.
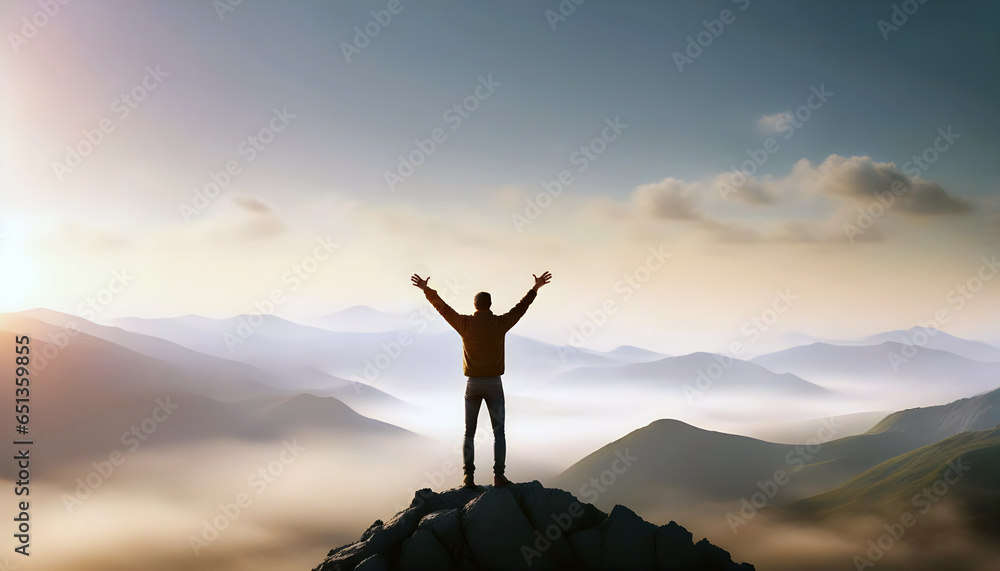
[474,291,492,310]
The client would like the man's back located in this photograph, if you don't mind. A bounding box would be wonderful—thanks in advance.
[422,288,537,376]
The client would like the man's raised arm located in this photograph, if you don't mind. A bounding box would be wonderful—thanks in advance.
[499,271,551,331]
[411,274,463,332]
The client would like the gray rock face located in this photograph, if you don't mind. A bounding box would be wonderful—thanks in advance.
[313,481,754,571]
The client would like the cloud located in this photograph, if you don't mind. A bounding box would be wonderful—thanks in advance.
[813,155,972,215]
[987,213,1000,241]
[712,173,775,205]
[231,194,274,215]
[224,194,285,239]
[899,180,972,214]
[700,219,761,243]
[757,111,793,133]
[632,178,702,220]
[615,154,973,245]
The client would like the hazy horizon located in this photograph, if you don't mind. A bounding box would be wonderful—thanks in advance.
[3,1,1000,355]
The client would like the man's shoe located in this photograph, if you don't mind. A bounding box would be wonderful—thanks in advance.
[494,474,510,488]
[463,473,476,489]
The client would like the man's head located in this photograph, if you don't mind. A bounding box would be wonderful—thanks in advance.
[474,291,492,311]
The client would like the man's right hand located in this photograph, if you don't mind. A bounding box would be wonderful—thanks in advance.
[411,274,430,291]
[532,271,552,291]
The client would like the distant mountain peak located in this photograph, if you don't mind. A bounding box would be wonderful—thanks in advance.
[775,328,1000,364]
[902,325,943,334]
[310,305,412,333]
[648,418,699,431]
[606,344,667,360]
[867,386,1000,442]
[313,480,754,571]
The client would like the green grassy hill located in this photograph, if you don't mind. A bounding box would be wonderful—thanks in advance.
[552,419,926,514]
[554,388,1000,520]
[788,428,1000,533]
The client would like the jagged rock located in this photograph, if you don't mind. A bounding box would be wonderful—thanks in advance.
[514,482,588,568]
[354,553,388,571]
[400,528,453,571]
[416,508,464,559]
[656,521,700,570]
[693,538,748,570]
[313,481,754,571]
[568,527,603,571]
[599,505,659,570]
[463,486,548,570]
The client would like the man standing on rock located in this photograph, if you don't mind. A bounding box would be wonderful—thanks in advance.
[411,271,552,489]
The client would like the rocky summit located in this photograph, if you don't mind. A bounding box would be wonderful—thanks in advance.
[313,480,755,571]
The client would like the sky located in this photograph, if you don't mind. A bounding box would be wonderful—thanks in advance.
[1,0,999,353]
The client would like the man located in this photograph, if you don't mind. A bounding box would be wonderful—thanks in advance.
[411,271,552,488]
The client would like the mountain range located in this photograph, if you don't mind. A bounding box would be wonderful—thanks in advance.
[0,312,413,478]
[555,387,1000,520]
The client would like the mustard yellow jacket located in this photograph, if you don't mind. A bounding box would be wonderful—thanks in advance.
[424,287,537,377]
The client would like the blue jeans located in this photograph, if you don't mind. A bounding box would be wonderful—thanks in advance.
[464,376,505,476]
